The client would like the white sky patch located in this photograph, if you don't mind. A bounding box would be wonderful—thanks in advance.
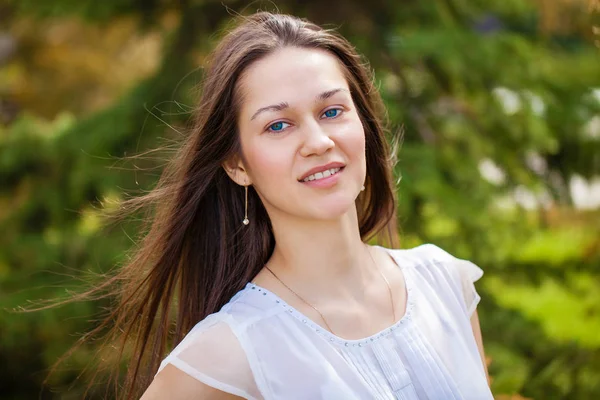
[479,158,506,185]
[514,185,539,209]
[524,90,545,116]
[570,175,600,210]
[512,186,553,210]
[493,87,547,116]
[493,87,521,115]
[583,115,600,140]
[591,88,600,104]
[525,151,548,175]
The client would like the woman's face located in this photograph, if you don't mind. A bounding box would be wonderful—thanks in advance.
[234,46,366,222]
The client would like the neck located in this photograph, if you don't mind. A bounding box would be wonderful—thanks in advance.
[265,206,377,300]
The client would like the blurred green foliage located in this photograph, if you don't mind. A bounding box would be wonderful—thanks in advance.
[1,0,599,399]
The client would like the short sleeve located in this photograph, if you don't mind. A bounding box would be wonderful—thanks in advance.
[156,313,263,400]
[453,257,483,316]
[417,244,484,317]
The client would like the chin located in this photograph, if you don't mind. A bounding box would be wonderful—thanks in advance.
[305,196,357,221]
[267,187,360,222]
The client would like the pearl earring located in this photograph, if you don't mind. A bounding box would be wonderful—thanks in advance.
[242,185,249,226]
[361,185,365,191]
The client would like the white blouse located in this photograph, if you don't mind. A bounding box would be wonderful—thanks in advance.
[157,244,493,399]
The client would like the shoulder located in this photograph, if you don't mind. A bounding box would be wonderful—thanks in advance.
[387,243,462,264]
[385,243,484,316]
[160,285,278,369]
[151,289,272,400]
[387,243,483,283]
[156,312,248,382]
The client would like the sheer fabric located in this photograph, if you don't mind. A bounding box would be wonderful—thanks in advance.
[157,244,493,399]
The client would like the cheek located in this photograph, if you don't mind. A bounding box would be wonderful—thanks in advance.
[243,139,293,186]
[340,116,366,161]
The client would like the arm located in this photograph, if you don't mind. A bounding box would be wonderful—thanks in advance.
[141,364,243,400]
[470,309,490,386]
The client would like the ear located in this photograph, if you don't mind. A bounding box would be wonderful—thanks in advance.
[222,156,252,187]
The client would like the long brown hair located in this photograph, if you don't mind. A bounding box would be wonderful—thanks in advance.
[58,11,399,398]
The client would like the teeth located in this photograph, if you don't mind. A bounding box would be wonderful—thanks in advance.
[302,167,341,182]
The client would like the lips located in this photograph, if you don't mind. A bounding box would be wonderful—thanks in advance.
[298,162,346,182]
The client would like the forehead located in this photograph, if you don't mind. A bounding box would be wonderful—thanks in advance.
[237,47,349,113]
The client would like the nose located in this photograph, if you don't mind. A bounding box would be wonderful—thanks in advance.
[299,120,335,158]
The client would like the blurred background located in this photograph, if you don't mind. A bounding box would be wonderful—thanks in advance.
[0,0,599,399]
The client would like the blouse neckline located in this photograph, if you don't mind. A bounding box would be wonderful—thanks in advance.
[243,246,415,348]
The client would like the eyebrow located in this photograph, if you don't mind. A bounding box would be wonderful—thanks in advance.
[250,88,348,121]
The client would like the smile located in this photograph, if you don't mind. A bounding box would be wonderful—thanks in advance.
[301,167,342,182]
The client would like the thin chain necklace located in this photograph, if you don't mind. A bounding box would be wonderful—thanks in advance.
[264,245,396,336]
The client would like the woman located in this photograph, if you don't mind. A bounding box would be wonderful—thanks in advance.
[112,11,492,399]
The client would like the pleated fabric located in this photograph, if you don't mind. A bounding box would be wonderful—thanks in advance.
[157,244,493,399]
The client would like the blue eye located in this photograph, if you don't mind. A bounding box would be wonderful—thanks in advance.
[268,121,290,133]
[323,108,342,118]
